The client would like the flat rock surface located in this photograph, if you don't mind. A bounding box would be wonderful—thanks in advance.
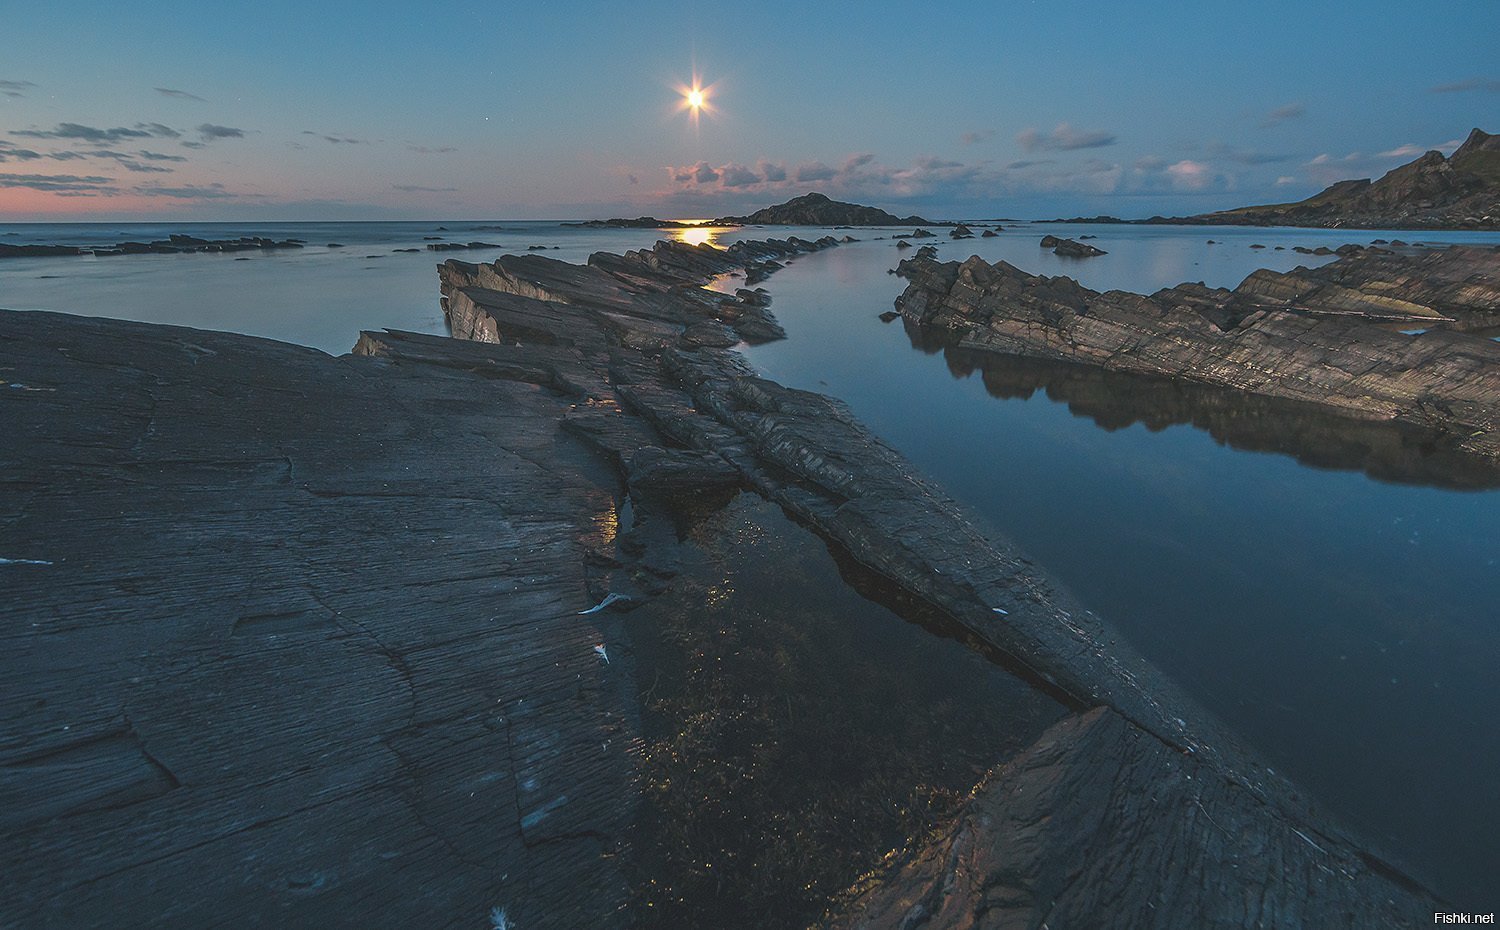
[0,310,638,928]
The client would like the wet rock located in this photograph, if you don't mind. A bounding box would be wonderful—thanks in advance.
[0,244,85,258]
[949,224,974,239]
[426,241,501,251]
[981,229,998,237]
[1041,235,1107,257]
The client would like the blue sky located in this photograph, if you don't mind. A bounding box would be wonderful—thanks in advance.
[1,0,1496,220]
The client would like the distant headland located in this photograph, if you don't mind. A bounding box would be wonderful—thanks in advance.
[1055,127,1499,230]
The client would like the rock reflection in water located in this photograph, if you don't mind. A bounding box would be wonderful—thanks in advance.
[902,322,1500,491]
[622,493,1065,930]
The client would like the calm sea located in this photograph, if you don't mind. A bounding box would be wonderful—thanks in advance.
[3,218,1497,903]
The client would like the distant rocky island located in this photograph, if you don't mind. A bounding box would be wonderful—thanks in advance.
[1058,127,1498,230]
[712,192,933,226]
[569,193,936,229]
[561,217,696,229]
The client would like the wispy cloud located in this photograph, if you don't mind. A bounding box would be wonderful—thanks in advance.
[1430,77,1500,94]
[1377,143,1428,159]
[0,140,44,162]
[391,183,457,192]
[155,87,207,102]
[1260,102,1305,128]
[0,172,120,194]
[13,122,178,143]
[757,158,786,182]
[793,161,835,182]
[406,144,456,154]
[0,79,37,99]
[1016,123,1117,152]
[303,130,368,144]
[197,123,246,141]
[960,129,994,146]
[136,182,234,199]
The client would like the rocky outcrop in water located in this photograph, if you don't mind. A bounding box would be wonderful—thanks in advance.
[1040,233,1106,256]
[439,235,842,348]
[424,240,501,251]
[0,234,307,259]
[426,236,1441,924]
[712,192,933,226]
[895,245,1500,463]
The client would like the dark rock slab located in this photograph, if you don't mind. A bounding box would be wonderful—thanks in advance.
[0,310,641,929]
[823,708,1430,930]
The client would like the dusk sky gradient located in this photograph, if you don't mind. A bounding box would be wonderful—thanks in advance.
[2,0,1497,221]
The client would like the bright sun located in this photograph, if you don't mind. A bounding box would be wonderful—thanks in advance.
[675,77,714,121]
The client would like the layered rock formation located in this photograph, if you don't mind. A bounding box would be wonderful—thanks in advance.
[895,244,1500,463]
[428,237,1443,925]
[439,235,842,348]
[712,192,933,226]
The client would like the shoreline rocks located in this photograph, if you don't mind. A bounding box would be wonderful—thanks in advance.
[0,235,307,259]
[895,245,1500,463]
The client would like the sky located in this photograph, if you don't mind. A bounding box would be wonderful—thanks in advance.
[1,0,1497,222]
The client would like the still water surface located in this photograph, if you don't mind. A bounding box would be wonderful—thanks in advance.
[3,218,1497,902]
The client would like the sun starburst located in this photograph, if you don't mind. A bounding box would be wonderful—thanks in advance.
[674,75,715,124]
